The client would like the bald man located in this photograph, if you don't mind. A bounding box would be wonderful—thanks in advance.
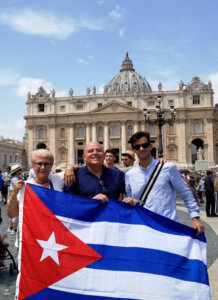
[65,142,125,202]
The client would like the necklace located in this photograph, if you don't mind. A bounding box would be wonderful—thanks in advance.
[33,178,49,185]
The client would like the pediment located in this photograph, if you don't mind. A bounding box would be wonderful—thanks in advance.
[92,100,140,114]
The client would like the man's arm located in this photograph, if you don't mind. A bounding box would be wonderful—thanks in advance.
[64,164,78,186]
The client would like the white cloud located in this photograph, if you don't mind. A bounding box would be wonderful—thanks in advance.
[119,28,126,37]
[0,70,20,86]
[77,58,88,65]
[208,72,218,104]
[14,77,53,99]
[0,117,25,140]
[109,5,124,20]
[0,10,103,39]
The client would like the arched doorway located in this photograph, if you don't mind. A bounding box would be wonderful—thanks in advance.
[191,138,204,164]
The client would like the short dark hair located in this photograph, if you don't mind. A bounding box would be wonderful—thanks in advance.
[129,131,151,146]
[36,143,47,150]
[206,170,213,176]
[105,149,116,157]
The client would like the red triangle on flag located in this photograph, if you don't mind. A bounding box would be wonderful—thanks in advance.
[18,184,102,300]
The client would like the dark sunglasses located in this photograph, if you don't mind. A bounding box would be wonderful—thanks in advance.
[132,142,150,150]
[99,180,109,196]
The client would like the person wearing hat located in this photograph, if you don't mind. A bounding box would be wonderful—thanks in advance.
[121,150,135,173]
[7,165,22,235]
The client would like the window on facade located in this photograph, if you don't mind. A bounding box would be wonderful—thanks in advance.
[98,103,102,108]
[98,127,103,137]
[127,125,133,136]
[60,105,65,112]
[76,104,83,110]
[193,122,201,134]
[60,128,65,139]
[148,101,155,107]
[168,100,174,106]
[38,128,45,139]
[38,104,45,112]
[127,102,132,106]
[193,96,200,104]
[78,126,84,137]
[169,124,174,135]
[149,124,155,135]
[111,125,118,136]
[60,149,66,161]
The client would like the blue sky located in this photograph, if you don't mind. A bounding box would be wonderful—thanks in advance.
[1,0,218,140]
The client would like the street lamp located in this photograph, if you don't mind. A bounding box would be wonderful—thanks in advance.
[143,95,176,158]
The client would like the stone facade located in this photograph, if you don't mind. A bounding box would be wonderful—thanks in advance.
[24,53,216,169]
[0,136,27,170]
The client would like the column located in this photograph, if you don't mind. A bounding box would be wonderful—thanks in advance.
[104,122,109,150]
[86,122,91,144]
[177,119,187,164]
[121,121,126,153]
[140,121,145,132]
[49,125,56,167]
[206,118,215,164]
[92,122,97,142]
[27,125,34,167]
[68,124,75,164]
[133,121,138,133]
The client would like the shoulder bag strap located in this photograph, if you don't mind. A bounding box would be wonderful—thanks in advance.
[138,162,164,207]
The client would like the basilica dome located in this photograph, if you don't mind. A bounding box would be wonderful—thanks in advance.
[105,52,152,94]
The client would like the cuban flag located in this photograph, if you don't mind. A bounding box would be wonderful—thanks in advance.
[16,183,211,300]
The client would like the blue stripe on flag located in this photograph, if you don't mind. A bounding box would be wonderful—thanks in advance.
[26,287,135,300]
[87,244,209,285]
[29,184,205,242]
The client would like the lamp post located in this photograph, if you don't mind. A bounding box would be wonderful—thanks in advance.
[143,95,176,158]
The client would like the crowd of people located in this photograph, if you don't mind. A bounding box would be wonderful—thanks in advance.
[181,170,218,217]
[1,130,217,272]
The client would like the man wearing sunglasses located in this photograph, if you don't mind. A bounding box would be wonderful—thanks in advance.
[124,131,204,235]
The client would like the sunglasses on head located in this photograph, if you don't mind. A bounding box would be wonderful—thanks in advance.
[132,142,150,150]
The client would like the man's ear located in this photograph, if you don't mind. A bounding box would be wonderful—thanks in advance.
[82,153,86,162]
[131,147,136,154]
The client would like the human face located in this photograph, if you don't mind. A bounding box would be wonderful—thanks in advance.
[132,137,153,162]
[121,156,133,167]
[83,142,105,166]
[105,153,116,165]
[32,156,52,181]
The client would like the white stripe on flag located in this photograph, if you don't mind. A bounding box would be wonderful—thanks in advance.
[50,267,210,300]
[57,216,206,263]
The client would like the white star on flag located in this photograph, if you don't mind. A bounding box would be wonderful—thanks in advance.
[36,232,68,265]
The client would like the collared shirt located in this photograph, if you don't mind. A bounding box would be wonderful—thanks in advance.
[125,159,200,221]
[66,165,125,200]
